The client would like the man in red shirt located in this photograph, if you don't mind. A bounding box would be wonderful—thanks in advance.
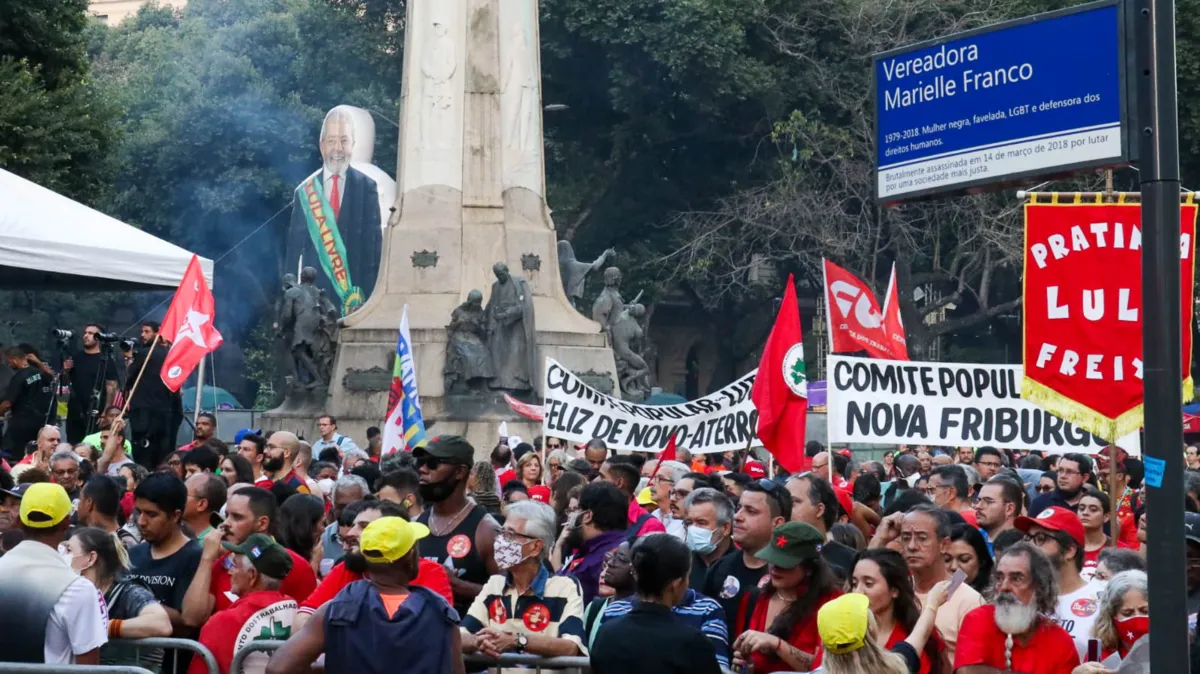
[954,542,1080,674]
[188,534,298,674]
[180,486,317,628]
[295,500,452,630]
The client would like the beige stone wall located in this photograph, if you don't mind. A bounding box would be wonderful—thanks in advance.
[89,0,187,27]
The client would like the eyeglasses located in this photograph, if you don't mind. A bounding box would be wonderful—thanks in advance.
[416,456,443,470]
[1057,468,1082,476]
[1024,531,1059,547]
[654,474,675,485]
[1036,485,1055,493]
[976,461,1002,469]
[52,468,79,477]
[670,488,692,500]
[500,530,539,543]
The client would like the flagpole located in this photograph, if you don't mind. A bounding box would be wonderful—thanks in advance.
[192,357,205,425]
[121,334,162,418]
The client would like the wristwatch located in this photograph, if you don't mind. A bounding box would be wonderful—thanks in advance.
[516,633,528,652]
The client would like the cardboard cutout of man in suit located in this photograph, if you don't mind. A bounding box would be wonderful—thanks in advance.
[285,106,382,316]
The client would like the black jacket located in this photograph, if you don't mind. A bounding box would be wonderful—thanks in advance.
[285,166,382,310]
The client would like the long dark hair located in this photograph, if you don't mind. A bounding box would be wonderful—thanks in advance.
[854,548,942,674]
[277,494,325,562]
[223,454,255,485]
[764,558,839,640]
[949,523,994,593]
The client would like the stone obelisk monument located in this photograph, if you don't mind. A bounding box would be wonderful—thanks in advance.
[275,0,616,450]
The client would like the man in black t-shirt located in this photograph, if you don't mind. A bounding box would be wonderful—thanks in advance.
[0,347,55,458]
[63,325,119,443]
[126,322,177,470]
[702,480,790,622]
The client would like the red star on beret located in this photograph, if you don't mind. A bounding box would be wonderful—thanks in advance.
[776,535,788,547]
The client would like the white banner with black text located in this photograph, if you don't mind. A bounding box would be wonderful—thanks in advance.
[826,356,1139,454]
[542,358,761,453]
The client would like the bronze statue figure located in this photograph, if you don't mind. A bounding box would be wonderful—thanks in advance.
[484,262,539,394]
[558,241,615,312]
[445,290,494,393]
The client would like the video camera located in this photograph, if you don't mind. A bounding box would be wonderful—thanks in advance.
[49,328,121,344]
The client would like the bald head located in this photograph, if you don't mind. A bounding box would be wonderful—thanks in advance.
[810,451,831,474]
[268,432,299,460]
[37,426,62,455]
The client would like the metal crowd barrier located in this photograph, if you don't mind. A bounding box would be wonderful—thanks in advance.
[106,638,219,674]
[229,641,285,674]
[466,654,592,673]
[227,641,592,674]
[0,666,154,674]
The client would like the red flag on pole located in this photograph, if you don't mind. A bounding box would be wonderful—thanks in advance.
[822,259,892,358]
[649,434,678,479]
[159,255,222,392]
[751,275,809,473]
[881,263,909,360]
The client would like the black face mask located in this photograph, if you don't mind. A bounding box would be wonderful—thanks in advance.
[419,476,459,503]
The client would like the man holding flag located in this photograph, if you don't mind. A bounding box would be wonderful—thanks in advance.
[383,306,427,454]
[126,256,223,470]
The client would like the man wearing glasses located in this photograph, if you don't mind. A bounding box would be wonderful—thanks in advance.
[1028,453,1093,517]
[648,461,690,540]
[973,447,1004,482]
[1013,506,1105,661]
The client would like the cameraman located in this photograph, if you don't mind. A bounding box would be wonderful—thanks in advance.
[62,324,119,443]
[125,320,175,470]
[0,346,55,458]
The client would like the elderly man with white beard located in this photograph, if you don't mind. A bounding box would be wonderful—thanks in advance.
[953,543,1081,674]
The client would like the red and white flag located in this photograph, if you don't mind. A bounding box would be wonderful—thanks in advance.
[751,275,809,473]
[159,256,223,392]
[880,263,909,360]
[822,259,892,359]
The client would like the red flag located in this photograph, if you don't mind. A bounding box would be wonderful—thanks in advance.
[159,255,223,392]
[751,275,808,473]
[649,434,678,479]
[823,259,892,358]
[881,263,909,360]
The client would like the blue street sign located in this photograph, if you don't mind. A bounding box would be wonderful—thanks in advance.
[874,1,1129,201]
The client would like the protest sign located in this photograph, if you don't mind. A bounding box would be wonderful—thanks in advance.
[1022,199,1197,441]
[826,356,1138,454]
[542,358,760,453]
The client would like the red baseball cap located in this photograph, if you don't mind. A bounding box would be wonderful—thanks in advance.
[745,461,766,479]
[528,485,551,504]
[834,488,854,519]
[1014,506,1085,549]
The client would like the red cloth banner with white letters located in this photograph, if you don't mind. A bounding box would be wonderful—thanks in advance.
[1022,198,1197,441]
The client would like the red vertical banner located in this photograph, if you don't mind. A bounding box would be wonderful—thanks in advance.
[1022,197,1197,441]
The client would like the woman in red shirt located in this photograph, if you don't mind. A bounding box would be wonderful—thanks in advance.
[732,522,843,673]
[845,549,943,674]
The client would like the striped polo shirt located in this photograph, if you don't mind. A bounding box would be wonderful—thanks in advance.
[599,589,731,670]
[461,566,588,671]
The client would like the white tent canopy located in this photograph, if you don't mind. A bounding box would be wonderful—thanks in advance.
[0,168,214,291]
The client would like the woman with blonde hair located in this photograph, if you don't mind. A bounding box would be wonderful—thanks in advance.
[516,451,551,502]
[67,527,172,667]
[1091,569,1149,661]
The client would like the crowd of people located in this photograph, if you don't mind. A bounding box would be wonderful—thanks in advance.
[0,410,1186,674]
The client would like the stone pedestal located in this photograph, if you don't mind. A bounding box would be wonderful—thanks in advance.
[263,0,617,452]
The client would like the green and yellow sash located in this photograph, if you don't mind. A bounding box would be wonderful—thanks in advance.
[298,174,364,315]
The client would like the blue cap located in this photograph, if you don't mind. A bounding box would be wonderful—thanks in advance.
[234,428,262,444]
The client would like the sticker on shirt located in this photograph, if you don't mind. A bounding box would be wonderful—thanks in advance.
[1071,597,1098,617]
[523,603,551,632]
[234,600,297,674]
[720,575,740,599]
[447,534,473,559]
[489,598,508,624]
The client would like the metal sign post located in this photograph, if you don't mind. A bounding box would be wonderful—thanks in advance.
[1136,0,1188,670]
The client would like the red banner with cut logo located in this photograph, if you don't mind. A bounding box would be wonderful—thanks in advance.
[1022,198,1197,441]
[823,259,893,359]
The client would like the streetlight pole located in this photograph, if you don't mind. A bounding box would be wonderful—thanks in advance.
[1136,0,1188,669]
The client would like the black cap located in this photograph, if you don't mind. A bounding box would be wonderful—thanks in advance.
[0,484,33,500]
[1186,512,1200,545]
[413,435,475,466]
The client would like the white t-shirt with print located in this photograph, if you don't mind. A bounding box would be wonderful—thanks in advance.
[1053,578,1106,660]
[45,576,109,664]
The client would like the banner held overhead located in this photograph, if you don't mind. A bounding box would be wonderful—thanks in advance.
[826,355,1137,454]
[542,359,760,453]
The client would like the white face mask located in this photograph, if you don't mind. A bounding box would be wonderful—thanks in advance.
[494,536,529,570]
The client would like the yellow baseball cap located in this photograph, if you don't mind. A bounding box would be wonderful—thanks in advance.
[20,482,72,528]
[360,517,431,563]
[817,593,870,655]
[636,487,655,507]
